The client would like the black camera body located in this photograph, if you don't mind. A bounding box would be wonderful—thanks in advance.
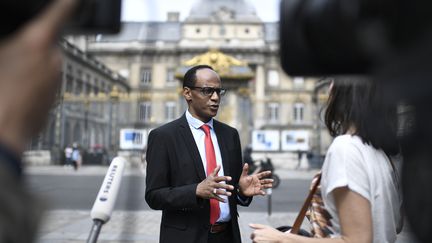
[279,1,432,242]
[0,0,121,38]
[279,0,371,76]
[279,0,432,77]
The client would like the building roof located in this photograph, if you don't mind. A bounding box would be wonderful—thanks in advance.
[95,22,181,42]
[94,1,277,43]
[186,0,261,23]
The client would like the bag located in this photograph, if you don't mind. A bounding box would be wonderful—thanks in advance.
[306,180,335,238]
[276,226,312,237]
[276,172,322,237]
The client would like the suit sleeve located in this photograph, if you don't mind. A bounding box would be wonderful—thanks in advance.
[145,129,203,210]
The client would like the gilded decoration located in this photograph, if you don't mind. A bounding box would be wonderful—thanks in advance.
[175,49,254,81]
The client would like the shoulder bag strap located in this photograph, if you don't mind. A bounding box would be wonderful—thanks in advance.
[290,171,322,234]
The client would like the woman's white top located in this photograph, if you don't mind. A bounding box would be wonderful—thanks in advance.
[321,135,403,243]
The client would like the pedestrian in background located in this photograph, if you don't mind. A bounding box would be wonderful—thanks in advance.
[0,0,77,241]
[71,143,82,171]
[250,79,403,243]
[64,144,73,167]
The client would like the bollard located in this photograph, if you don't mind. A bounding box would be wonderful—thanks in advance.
[267,188,272,216]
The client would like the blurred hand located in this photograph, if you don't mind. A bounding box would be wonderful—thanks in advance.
[239,163,273,197]
[0,0,76,154]
[250,224,289,243]
[196,165,235,202]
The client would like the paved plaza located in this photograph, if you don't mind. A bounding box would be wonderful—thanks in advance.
[36,210,418,243]
[27,166,418,243]
[36,210,306,243]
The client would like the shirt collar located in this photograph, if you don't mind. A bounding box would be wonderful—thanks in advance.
[185,109,214,130]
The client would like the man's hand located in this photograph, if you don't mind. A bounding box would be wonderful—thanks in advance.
[238,163,273,197]
[0,0,76,154]
[196,165,234,202]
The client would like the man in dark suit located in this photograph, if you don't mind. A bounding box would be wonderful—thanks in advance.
[145,65,273,243]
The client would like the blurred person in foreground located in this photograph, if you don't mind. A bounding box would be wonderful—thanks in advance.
[250,79,403,243]
[145,65,273,243]
[0,0,76,241]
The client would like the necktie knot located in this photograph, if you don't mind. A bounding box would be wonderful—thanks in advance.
[201,124,211,136]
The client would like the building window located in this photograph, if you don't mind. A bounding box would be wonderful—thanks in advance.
[219,26,226,36]
[66,81,73,93]
[75,81,83,95]
[93,78,99,94]
[267,70,279,87]
[67,64,73,74]
[165,102,176,121]
[267,103,279,123]
[84,74,91,94]
[166,68,176,86]
[119,69,129,79]
[85,83,91,95]
[293,77,305,90]
[139,102,152,122]
[140,68,152,86]
[66,64,74,81]
[293,103,304,123]
[76,69,82,82]
[100,83,105,94]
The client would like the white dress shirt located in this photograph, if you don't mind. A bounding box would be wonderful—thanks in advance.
[185,110,231,222]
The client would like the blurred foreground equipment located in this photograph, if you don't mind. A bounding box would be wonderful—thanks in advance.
[279,0,432,242]
[87,157,126,243]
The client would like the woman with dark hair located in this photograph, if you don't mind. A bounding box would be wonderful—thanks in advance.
[250,79,403,243]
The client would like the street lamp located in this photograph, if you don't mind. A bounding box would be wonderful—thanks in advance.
[107,86,119,154]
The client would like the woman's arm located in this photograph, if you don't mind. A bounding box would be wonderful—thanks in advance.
[333,187,372,243]
[250,186,372,243]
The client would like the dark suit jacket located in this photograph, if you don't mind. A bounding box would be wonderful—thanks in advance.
[0,161,42,243]
[145,114,251,243]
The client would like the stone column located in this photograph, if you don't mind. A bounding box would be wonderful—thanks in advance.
[254,65,266,129]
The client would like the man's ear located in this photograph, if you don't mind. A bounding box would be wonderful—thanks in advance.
[183,87,192,101]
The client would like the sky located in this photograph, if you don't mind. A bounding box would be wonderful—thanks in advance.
[121,0,280,22]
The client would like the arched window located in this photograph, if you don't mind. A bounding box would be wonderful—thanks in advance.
[293,77,304,90]
[267,70,279,87]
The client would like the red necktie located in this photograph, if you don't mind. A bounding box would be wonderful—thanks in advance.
[201,124,220,225]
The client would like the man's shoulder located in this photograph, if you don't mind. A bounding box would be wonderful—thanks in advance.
[213,119,238,133]
[150,116,185,134]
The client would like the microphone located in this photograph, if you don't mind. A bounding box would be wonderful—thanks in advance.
[87,156,126,243]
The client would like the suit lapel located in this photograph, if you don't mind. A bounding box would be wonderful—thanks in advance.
[178,115,206,181]
[214,120,231,177]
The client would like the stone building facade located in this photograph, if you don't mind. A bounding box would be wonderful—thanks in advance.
[66,0,332,164]
[28,39,130,164]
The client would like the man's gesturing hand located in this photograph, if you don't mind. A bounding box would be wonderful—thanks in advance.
[196,165,234,202]
[239,163,273,197]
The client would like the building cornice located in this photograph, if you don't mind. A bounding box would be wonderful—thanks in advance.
[60,39,130,91]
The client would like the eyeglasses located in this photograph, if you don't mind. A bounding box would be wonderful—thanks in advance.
[187,86,226,97]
